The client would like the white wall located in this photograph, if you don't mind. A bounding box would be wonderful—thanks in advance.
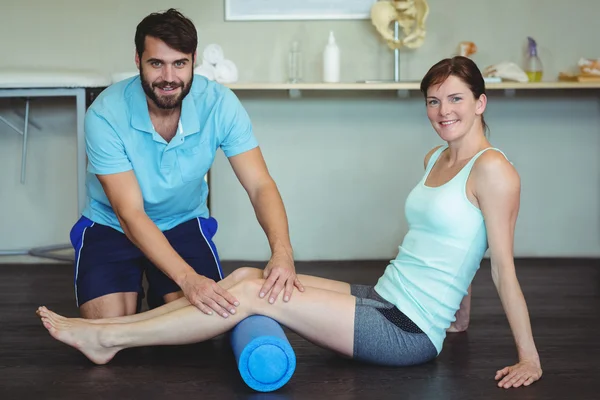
[1,0,599,261]
[211,92,600,260]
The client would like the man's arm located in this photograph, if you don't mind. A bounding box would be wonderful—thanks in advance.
[96,170,239,317]
[228,147,304,303]
[216,88,302,303]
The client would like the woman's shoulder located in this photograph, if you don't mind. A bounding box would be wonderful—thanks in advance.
[473,148,520,191]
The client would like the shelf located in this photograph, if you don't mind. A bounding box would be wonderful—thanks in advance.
[225,81,600,98]
[226,81,600,91]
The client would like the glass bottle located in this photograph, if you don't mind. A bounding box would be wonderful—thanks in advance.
[287,41,302,83]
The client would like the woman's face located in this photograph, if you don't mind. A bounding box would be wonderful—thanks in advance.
[425,75,486,142]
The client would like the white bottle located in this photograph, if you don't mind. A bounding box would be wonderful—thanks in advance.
[323,31,340,83]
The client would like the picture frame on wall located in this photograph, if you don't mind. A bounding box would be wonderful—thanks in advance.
[224,0,377,21]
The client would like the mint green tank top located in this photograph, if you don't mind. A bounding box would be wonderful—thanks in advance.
[374,145,508,355]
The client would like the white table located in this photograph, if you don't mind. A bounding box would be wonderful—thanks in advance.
[0,69,111,260]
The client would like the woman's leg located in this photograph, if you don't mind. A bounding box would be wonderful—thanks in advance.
[37,278,356,365]
[231,267,352,294]
[75,267,351,325]
[69,267,266,325]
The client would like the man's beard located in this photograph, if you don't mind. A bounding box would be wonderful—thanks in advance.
[140,67,193,110]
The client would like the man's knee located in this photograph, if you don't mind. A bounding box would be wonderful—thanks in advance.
[79,292,138,319]
[163,291,185,303]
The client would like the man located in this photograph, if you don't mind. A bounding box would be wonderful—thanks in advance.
[69,8,303,319]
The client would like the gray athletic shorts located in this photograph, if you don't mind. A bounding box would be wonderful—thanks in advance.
[352,284,437,367]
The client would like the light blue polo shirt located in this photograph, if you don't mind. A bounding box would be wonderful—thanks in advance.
[81,74,258,232]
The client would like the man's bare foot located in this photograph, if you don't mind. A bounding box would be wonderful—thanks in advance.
[36,306,120,365]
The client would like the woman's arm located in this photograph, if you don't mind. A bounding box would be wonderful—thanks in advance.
[474,151,542,389]
[447,284,471,332]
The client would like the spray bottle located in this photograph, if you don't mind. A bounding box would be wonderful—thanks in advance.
[323,31,340,83]
[525,37,543,82]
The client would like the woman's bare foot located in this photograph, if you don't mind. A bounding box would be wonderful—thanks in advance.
[36,306,120,365]
[36,308,105,325]
[39,297,194,325]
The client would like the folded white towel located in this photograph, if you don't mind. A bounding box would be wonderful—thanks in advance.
[194,59,216,81]
[203,44,224,66]
[214,59,238,84]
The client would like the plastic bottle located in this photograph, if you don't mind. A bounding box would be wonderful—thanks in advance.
[323,31,340,83]
[525,37,543,82]
[287,41,302,83]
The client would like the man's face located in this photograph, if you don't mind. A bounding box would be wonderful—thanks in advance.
[136,36,195,109]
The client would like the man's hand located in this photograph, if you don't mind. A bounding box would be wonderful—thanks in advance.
[259,252,304,303]
[179,273,239,318]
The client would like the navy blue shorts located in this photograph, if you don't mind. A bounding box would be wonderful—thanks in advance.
[69,216,224,308]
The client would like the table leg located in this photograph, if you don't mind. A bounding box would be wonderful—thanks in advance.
[20,98,30,184]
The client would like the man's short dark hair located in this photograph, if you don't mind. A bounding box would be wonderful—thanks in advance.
[135,8,197,60]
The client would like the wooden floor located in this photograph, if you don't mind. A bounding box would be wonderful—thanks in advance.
[0,258,598,399]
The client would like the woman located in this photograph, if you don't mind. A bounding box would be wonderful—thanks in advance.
[37,56,542,389]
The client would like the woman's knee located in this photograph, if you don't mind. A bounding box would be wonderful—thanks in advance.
[229,267,263,283]
[230,278,266,304]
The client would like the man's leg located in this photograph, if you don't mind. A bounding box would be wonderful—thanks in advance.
[79,293,139,319]
[70,216,145,319]
[144,217,225,309]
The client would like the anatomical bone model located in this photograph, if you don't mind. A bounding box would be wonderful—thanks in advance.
[370,0,429,50]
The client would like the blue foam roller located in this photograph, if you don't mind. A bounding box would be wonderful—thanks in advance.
[230,315,296,392]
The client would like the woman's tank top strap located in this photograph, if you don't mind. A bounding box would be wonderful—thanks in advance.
[424,145,447,174]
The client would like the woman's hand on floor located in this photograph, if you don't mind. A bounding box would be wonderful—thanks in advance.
[495,360,542,388]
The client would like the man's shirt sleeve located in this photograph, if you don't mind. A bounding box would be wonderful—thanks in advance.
[217,88,259,157]
[85,109,133,175]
